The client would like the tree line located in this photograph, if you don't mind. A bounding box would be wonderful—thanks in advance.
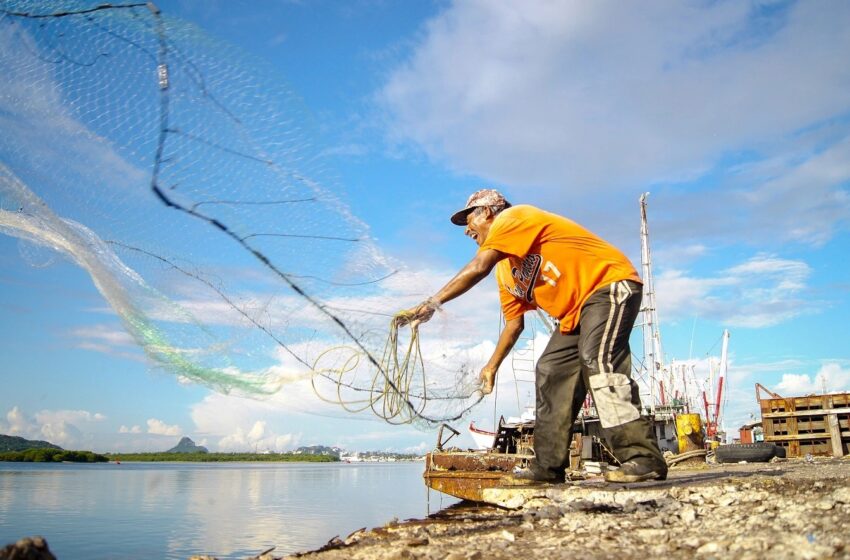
[0,449,108,462]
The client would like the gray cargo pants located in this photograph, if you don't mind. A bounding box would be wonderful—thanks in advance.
[533,280,664,476]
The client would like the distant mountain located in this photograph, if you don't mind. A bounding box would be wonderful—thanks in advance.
[293,445,340,458]
[166,437,208,454]
[0,434,62,452]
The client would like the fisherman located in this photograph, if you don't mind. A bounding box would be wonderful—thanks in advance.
[398,189,666,483]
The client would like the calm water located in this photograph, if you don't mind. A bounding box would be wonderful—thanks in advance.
[0,461,458,559]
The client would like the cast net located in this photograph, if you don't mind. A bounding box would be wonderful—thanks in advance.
[0,1,485,427]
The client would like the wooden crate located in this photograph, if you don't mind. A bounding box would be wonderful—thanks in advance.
[760,392,850,458]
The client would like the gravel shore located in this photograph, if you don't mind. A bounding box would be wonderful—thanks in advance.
[285,457,850,560]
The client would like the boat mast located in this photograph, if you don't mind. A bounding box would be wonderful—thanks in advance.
[705,329,730,439]
[639,193,664,413]
[715,329,730,435]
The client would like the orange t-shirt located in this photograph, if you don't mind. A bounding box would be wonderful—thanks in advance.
[478,205,642,333]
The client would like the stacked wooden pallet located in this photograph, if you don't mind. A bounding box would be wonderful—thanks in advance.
[760,391,850,458]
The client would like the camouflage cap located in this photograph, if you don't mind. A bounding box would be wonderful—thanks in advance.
[450,189,511,226]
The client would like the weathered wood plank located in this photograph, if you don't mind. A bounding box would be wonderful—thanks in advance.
[828,414,845,457]
[764,431,850,442]
[762,407,850,419]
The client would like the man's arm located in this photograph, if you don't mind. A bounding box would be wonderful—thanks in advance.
[433,248,505,303]
[399,248,505,324]
[479,315,524,394]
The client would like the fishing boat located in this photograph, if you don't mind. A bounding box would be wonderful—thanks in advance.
[467,422,495,450]
[468,406,535,450]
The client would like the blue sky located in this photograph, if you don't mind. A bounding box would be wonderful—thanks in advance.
[1,0,849,453]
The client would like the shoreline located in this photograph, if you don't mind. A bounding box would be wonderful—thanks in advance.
[282,457,850,560]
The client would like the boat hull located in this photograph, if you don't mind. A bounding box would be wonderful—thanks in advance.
[423,450,532,502]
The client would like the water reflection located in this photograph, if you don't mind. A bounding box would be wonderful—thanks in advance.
[0,462,455,559]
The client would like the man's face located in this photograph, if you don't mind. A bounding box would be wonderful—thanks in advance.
[464,207,493,246]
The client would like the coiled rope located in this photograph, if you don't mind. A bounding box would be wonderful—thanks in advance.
[311,311,483,426]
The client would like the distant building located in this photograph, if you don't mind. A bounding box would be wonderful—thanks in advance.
[738,422,763,444]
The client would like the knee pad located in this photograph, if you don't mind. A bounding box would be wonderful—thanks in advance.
[588,373,641,428]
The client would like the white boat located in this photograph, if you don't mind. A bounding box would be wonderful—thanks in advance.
[468,407,535,450]
[468,421,496,450]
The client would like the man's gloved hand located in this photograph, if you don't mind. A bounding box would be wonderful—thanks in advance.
[394,297,441,327]
[479,365,497,395]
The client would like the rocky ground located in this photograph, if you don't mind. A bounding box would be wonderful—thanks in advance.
[285,456,850,560]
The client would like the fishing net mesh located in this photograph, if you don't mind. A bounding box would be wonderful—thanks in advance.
[0,1,485,427]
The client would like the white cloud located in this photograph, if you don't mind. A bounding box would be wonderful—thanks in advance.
[119,425,142,434]
[38,421,84,448]
[146,418,182,437]
[69,325,136,347]
[34,409,106,426]
[190,391,309,452]
[189,391,307,452]
[655,254,813,327]
[217,420,298,453]
[775,373,814,395]
[740,136,850,246]
[2,406,37,436]
[381,0,850,244]
[1,406,105,449]
[775,362,850,395]
[384,1,850,188]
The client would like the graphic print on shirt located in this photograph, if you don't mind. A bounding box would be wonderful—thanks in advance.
[507,254,542,302]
